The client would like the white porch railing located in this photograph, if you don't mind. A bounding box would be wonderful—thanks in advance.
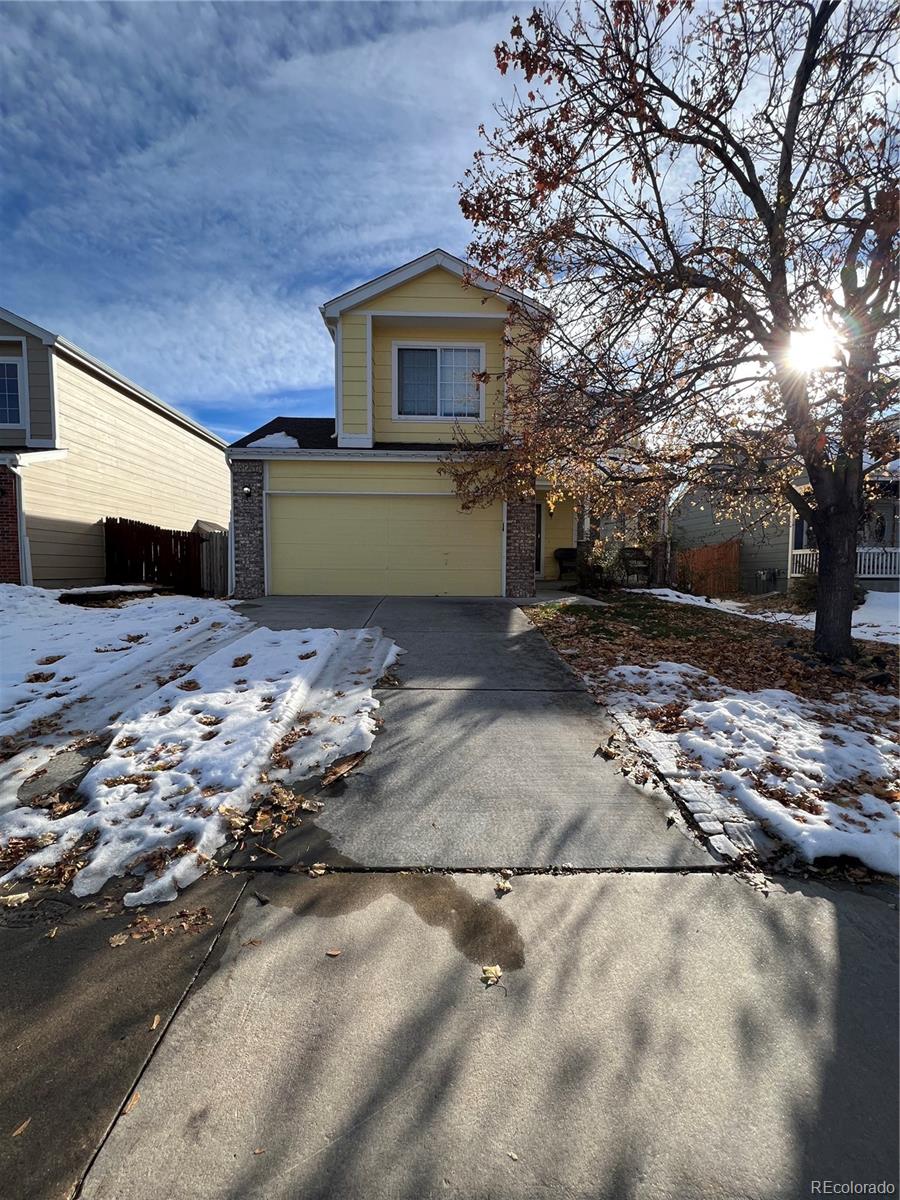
[790,546,900,579]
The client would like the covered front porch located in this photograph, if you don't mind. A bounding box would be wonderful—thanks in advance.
[789,487,900,588]
[790,545,900,583]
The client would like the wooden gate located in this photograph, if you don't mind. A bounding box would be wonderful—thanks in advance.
[676,538,741,596]
[105,518,228,596]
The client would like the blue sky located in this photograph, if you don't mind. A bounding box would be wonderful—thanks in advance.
[2,0,517,442]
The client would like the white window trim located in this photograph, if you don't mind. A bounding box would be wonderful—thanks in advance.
[391,341,485,422]
[0,339,29,430]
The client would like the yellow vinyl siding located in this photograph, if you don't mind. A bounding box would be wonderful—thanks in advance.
[268,459,457,493]
[335,265,512,446]
[22,355,229,587]
[370,321,504,445]
[339,312,368,436]
[358,267,508,315]
[540,498,578,579]
[266,460,502,596]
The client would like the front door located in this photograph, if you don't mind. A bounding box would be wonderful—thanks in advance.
[534,503,542,575]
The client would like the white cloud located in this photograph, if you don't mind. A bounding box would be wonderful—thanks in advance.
[2,2,517,420]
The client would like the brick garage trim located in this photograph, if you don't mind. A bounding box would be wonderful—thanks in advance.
[504,498,536,598]
[230,459,264,598]
[0,466,22,584]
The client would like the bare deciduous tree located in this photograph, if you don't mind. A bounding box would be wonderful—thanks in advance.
[453,0,899,660]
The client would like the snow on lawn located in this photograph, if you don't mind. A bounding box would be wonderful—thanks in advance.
[1,624,400,905]
[604,662,900,875]
[640,588,899,645]
[0,584,248,741]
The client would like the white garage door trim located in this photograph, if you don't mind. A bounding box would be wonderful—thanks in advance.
[263,480,506,596]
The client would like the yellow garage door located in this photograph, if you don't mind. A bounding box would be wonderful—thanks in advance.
[267,493,503,595]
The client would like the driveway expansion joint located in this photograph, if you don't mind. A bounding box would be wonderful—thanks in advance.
[232,862,734,877]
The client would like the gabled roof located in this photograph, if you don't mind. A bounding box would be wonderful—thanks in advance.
[318,248,550,324]
[0,305,225,449]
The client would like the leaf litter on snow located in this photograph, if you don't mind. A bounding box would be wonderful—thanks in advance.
[529,595,899,875]
[1,621,401,906]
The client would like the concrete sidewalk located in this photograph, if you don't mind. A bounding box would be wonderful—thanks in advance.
[77,872,899,1200]
[0,873,246,1200]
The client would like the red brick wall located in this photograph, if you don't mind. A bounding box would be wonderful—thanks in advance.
[0,466,21,584]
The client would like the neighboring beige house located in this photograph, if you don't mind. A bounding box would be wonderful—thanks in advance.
[228,249,577,598]
[0,307,230,588]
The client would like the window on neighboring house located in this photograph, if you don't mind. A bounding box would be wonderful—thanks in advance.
[397,346,482,418]
[0,362,22,425]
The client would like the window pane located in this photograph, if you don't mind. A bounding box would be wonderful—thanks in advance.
[0,362,20,424]
[438,347,480,417]
[398,348,437,416]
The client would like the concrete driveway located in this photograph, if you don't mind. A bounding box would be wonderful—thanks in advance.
[5,596,897,1200]
[233,595,711,869]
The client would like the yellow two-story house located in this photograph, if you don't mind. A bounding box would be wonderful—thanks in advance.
[227,249,578,598]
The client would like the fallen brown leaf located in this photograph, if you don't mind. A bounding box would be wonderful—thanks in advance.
[321,751,367,788]
[12,1118,31,1138]
[325,948,342,957]
[150,1014,161,1031]
[123,1091,140,1115]
[108,931,129,948]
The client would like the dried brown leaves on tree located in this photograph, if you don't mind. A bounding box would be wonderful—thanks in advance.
[453,0,899,660]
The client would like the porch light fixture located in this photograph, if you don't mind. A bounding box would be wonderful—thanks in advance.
[242,485,252,497]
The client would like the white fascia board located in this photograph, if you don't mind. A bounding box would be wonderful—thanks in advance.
[0,306,57,343]
[0,448,69,467]
[227,447,466,463]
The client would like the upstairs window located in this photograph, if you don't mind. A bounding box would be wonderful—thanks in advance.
[396,345,482,419]
[0,361,22,425]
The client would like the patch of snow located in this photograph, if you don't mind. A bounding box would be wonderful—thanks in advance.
[1,626,401,905]
[639,587,899,645]
[60,584,155,596]
[245,432,300,448]
[606,662,900,875]
[0,585,248,742]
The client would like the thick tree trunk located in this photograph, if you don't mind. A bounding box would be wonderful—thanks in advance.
[812,506,859,661]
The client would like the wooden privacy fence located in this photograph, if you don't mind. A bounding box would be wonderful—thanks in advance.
[676,537,741,596]
[105,518,228,597]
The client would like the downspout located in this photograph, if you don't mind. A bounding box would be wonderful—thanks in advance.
[11,466,32,585]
